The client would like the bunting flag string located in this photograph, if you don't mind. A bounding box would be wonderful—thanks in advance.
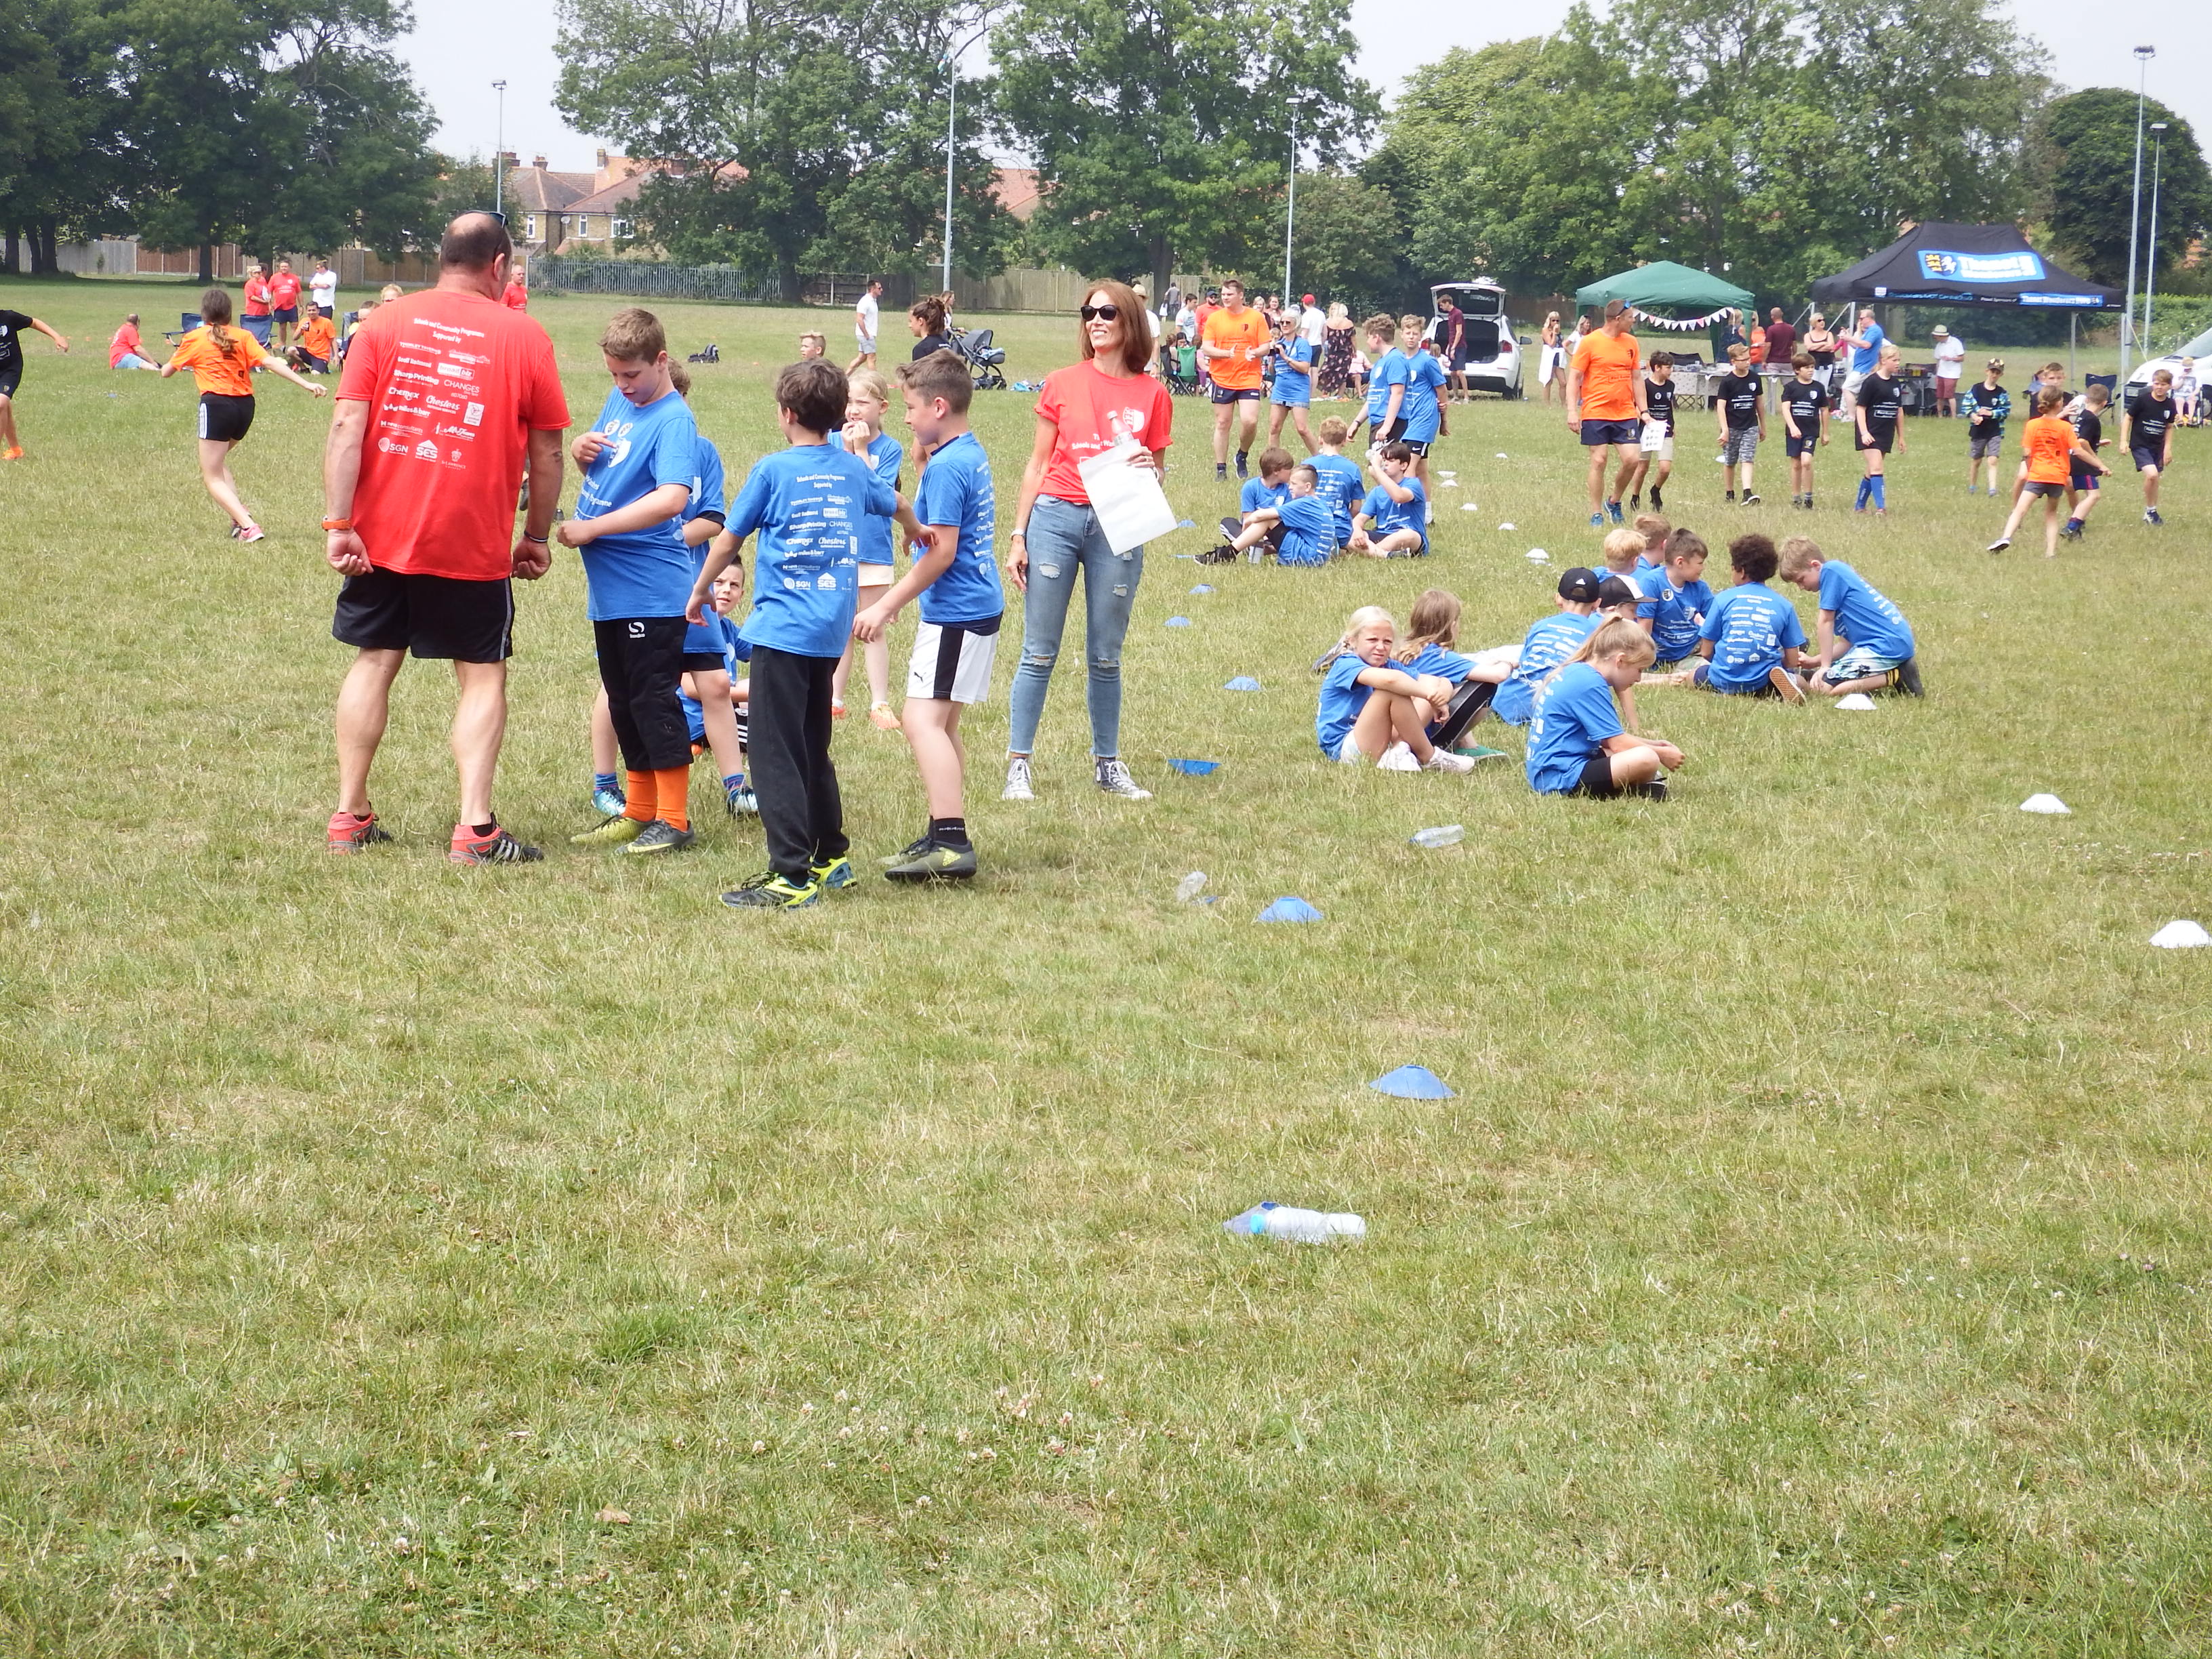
[1629,305,1740,332]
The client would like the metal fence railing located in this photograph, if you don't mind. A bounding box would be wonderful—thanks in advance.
[531,257,785,303]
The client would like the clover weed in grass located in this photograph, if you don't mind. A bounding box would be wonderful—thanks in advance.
[1,276,2209,1655]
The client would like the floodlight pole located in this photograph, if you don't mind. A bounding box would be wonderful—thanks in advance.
[940,20,992,300]
[493,81,508,218]
[1282,102,1298,303]
[2121,46,2154,382]
[2145,123,2167,356]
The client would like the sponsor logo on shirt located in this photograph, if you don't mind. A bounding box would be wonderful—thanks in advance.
[464,402,485,426]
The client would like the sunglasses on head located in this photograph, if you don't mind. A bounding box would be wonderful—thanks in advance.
[1079,304,1120,322]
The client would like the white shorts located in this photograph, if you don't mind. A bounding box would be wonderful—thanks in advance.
[907,616,1000,704]
[1336,733,1365,764]
[856,564,895,588]
[1842,369,1868,400]
[855,333,878,354]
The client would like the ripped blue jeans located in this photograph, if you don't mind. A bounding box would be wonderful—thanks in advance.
[1006,494,1144,758]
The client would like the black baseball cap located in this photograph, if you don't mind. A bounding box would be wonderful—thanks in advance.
[1597,575,1641,608]
[1557,567,1601,602]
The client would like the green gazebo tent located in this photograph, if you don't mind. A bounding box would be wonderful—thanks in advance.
[1574,260,1755,313]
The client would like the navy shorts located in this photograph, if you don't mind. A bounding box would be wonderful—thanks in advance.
[1786,433,1817,459]
[1210,384,1263,405]
[2069,468,2099,492]
[1580,418,1639,447]
[2132,446,2164,472]
[272,306,298,325]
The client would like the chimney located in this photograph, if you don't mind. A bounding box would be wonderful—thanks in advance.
[531,155,547,171]
[595,148,609,171]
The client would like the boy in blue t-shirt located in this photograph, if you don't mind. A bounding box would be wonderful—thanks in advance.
[1526,619,1683,799]
[689,358,910,908]
[1350,441,1428,557]
[560,307,701,855]
[853,352,1002,882]
[1778,535,1921,698]
[1214,448,1293,558]
[1219,464,1336,565]
[1265,318,1317,455]
[1643,529,1712,671]
[1309,417,1365,548]
[1378,315,1450,501]
[1693,533,1808,702]
[1493,567,1604,725]
[1360,314,1397,444]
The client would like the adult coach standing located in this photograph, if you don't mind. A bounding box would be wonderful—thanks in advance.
[1567,299,1645,527]
[1200,278,1268,480]
[320,212,570,864]
[851,277,883,371]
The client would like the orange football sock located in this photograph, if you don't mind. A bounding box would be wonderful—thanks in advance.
[653,766,691,832]
[623,769,655,823]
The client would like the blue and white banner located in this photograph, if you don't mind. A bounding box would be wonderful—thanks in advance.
[2018,291,2105,308]
[1917,249,2045,283]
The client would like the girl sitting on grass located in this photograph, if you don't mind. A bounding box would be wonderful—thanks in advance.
[1526,618,1684,800]
[1393,588,1516,759]
[1315,605,1477,772]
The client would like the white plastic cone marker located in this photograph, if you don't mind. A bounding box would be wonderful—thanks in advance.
[1495,452,1509,459]
[2018,793,2071,815]
[2151,920,2211,949]
[1525,548,1549,562]
[1442,480,1460,489]
[1461,502,1482,512]
[1498,522,1515,531]
[1834,692,1877,711]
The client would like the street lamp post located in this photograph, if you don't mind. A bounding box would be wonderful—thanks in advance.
[2121,45,2154,382]
[939,22,991,300]
[2145,122,2167,358]
[492,80,508,218]
[1281,102,1298,304]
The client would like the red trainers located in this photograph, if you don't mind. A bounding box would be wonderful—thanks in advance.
[327,811,393,853]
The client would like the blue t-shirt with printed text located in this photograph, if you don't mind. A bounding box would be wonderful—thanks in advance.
[1699,581,1807,690]
[1315,651,1383,758]
[1494,609,1600,726]
[1269,335,1315,407]
[1364,348,1403,424]
[1273,494,1335,567]
[575,386,698,620]
[910,430,1002,626]
[1816,560,1913,660]
[1309,452,1364,544]
[1397,352,1448,442]
[853,431,903,569]
[1361,476,1427,545]
[1240,474,1288,516]
[729,443,899,658]
[1648,573,1713,663]
[1526,661,1624,795]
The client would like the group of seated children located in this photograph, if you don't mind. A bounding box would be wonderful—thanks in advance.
[1207,430,1427,562]
[1313,518,1923,800]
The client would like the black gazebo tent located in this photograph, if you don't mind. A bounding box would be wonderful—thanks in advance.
[1812,222,2114,312]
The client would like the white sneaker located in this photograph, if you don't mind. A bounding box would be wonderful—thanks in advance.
[1423,747,1476,773]
[1002,755,1035,801]
[1094,757,1153,800]
[1377,742,1421,773]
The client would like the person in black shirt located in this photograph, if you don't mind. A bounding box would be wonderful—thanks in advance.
[1851,343,1907,516]
[1712,342,1765,504]
[2124,368,2177,526]
[0,306,71,460]
[1627,350,1678,512]
[908,295,955,362]
[1778,353,1829,508]
[2060,383,2112,540]
[1963,359,2011,495]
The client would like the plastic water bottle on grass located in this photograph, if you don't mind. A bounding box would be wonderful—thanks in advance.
[1410,825,1465,848]
[1223,1202,1366,1242]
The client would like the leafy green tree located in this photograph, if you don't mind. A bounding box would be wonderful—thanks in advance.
[0,0,133,274]
[992,0,1378,299]
[2038,89,2212,289]
[1282,171,1404,313]
[556,0,1015,297]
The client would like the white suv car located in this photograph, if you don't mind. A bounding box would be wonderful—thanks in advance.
[1426,280,1525,398]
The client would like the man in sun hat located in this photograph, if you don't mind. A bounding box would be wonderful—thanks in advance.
[1931,325,1966,417]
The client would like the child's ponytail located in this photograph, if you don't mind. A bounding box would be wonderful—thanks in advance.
[197,285,237,360]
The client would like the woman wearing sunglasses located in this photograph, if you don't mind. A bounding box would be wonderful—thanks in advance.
[1002,281,1175,803]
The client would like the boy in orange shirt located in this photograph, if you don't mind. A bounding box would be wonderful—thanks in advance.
[1987,388,2108,558]
[289,308,338,373]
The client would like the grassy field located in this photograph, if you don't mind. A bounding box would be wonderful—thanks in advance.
[2,273,2209,1657]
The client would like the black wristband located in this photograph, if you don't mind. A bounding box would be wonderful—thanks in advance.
[521,533,549,544]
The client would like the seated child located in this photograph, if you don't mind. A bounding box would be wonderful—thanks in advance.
[1692,532,1807,703]
[1599,525,1656,603]
[1393,588,1513,759]
[680,564,754,810]
[1220,463,1338,565]
[1215,447,1294,556]
[1777,536,1921,698]
[1526,618,1683,800]
[1315,605,1477,772]
[1633,512,1671,583]
[1492,567,1603,726]
[1308,417,1366,551]
[288,308,337,373]
[1643,529,1713,674]
[1349,440,1427,557]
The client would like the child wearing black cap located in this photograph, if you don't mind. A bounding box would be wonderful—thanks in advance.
[1492,568,1604,726]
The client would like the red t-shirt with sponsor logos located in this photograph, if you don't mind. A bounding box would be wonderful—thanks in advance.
[336,287,570,581]
[269,271,302,311]
[1033,359,1174,505]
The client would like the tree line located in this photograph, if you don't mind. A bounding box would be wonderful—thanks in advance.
[4,0,2205,312]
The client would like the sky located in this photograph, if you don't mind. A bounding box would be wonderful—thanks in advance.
[398,0,2212,178]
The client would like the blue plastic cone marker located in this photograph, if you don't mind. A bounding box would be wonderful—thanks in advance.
[1176,518,1197,529]
[1190,583,1214,594]
[1224,676,1263,692]
[1257,897,1324,924]
[1164,615,1192,628]
[1166,758,1220,775]
[1368,1064,1455,1099]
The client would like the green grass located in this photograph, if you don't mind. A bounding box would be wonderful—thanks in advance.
[2,274,2209,1656]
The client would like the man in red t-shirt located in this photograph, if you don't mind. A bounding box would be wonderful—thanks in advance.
[268,258,303,350]
[502,272,528,310]
[321,212,571,863]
